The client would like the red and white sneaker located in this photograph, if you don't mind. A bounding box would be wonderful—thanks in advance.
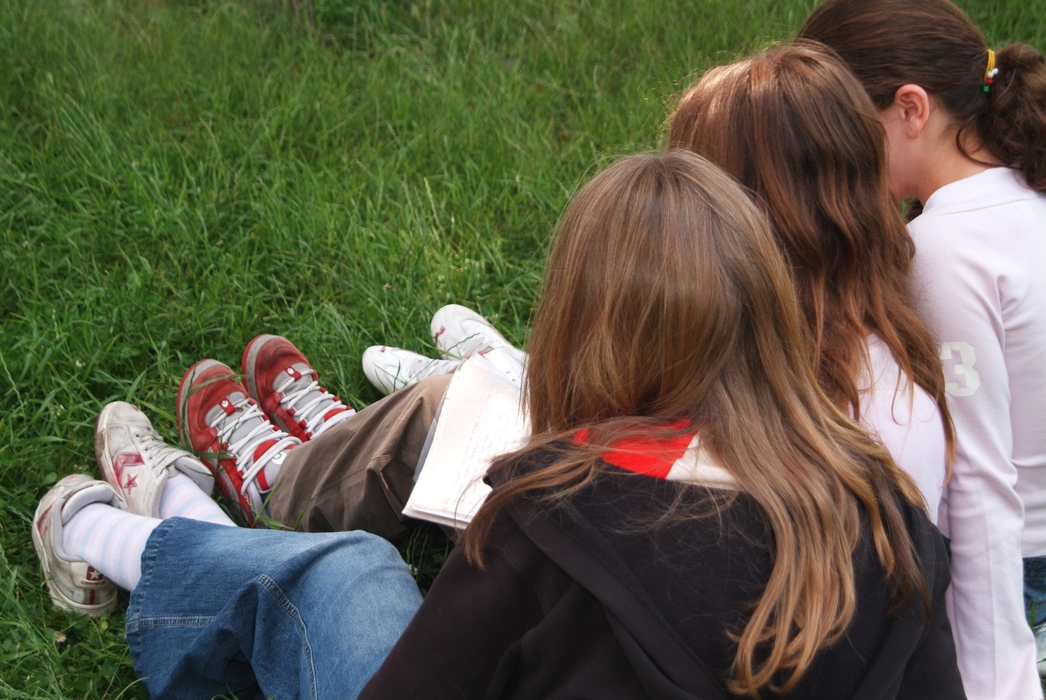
[360,345,462,396]
[32,474,121,618]
[242,335,355,442]
[430,304,527,384]
[177,359,300,526]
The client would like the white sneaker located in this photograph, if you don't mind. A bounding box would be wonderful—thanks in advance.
[430,304,527,384]
[32,474,122,618]
[95,401,215,518]
[361,346,462,396]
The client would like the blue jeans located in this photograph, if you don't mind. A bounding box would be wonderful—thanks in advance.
[1024,555,1046,628]
[125,518,423,700]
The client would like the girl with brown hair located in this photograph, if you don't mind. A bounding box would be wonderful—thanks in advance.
[33,151,962,698]
[800,2,1046,696]
[360,43,955,532]
[668,43,954,525]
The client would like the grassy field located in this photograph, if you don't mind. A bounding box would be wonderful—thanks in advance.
[1,0,1043,696]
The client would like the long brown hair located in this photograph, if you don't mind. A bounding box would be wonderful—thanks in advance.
[465,151,927,695]
[669,44,954,460]
[799,0,1046,192]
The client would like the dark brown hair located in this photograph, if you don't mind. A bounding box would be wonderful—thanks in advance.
[799,0,1046,192]
[465,151,927,695]
[669,43,954,461]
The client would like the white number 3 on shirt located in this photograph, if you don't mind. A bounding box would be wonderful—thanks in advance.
[940,341,981,396]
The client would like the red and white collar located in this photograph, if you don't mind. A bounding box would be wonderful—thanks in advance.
[575,427,736,489]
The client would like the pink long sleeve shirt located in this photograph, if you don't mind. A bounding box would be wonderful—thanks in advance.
[908,167,1046,700]
[858,334,947,524]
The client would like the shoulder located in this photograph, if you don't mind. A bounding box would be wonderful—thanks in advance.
[911,169,1046,261]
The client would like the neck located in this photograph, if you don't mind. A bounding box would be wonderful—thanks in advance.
[916,139,1001,204]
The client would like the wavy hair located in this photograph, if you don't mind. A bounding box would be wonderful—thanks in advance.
[668,43,954,461]
[464,151,927,695]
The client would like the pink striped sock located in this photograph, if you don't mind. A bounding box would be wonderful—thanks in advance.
[62,503,160,591]
[159,472,235,526]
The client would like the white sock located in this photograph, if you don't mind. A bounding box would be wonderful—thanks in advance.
[62,503,160,591]
[159,472,236,526]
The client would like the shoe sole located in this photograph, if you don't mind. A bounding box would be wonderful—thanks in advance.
[31,496,117,619]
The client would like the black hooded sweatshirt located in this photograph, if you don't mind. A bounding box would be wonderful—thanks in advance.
[360,450,965,700]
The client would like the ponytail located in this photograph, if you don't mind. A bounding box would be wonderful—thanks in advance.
[800,0,1046,192]
[981,44,1046,191]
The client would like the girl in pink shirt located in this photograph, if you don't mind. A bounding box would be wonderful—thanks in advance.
[802,1,1046,697]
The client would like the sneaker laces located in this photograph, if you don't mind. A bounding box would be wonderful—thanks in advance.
[134,427,204,473]
[273,366,355,438]
[134,427,213,490]
[398,354,462,382]
[208,394,299,497]
[134,427,189,472]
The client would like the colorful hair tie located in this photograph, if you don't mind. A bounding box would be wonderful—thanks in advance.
[984,49,998,92]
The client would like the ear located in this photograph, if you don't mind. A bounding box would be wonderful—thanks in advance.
[890,84,931,138]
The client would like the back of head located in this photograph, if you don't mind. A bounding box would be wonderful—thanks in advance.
[799,0,1046,191]
[668,44,953,446]
[467,150,928,696]
[526,150,802,435]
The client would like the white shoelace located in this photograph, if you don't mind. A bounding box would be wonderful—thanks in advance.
[273,373,354,438]
[134,428,192,473]
[132,428,213,494]
[208,396,299,497]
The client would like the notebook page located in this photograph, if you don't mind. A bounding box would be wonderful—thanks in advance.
[402,356,530,528]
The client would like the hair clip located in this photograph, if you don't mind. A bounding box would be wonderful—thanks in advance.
[984,49,998,92]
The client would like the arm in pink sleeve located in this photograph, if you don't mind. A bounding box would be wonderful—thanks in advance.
[908,217,1039,700]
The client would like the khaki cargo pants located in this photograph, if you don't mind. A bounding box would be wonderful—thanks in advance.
[267,374,452,541]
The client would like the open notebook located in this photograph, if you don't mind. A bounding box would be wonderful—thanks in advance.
[402,355,531,529]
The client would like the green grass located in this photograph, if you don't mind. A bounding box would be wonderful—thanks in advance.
[0,0,1042,696]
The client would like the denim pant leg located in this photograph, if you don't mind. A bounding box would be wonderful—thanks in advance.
[1025,555,1046,628]
[125,518,423,700]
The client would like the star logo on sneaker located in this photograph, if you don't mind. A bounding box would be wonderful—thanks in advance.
[124,474,138,491]
[83,566,105,584]
[113,451,145,484]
